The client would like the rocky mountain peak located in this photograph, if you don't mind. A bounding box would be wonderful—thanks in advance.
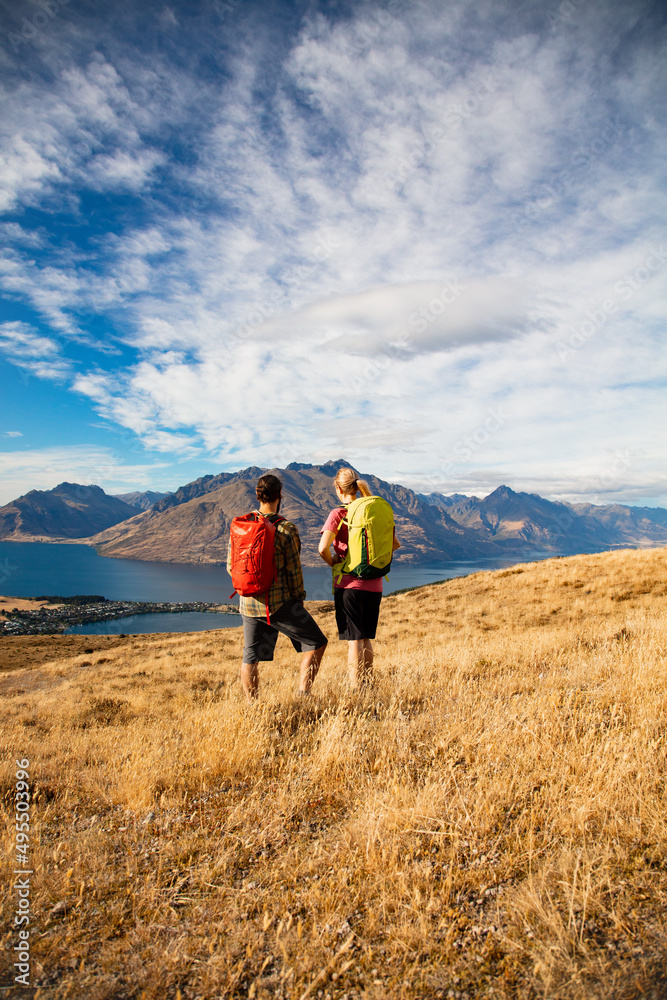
[485,485,516,501]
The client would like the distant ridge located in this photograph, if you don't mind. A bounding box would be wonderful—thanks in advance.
[421,486,667,552]
[3,468,666,566]
[114,490,169,511]
[0,483,138,540]
[88,460,494,567]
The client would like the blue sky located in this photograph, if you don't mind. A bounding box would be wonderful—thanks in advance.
[1,0,666,506]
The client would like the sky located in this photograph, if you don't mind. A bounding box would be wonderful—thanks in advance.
[1,0,666,507]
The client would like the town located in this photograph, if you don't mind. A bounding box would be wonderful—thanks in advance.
[0,600,239,635]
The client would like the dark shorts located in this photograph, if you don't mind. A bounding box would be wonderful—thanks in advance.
[334,588,382,641]
[242,598,328,663]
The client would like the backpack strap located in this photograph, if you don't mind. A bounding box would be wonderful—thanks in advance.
[261,513,284,621]
[331,506,351,590]
[332,505,348,535]
[332,561,345,591]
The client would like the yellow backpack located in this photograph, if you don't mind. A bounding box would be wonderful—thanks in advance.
[336,495,395,582]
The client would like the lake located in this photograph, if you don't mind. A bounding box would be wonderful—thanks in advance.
[0,541,552,634]
[65,611,241,636]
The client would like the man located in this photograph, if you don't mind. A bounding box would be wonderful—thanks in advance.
[228,474,327,702]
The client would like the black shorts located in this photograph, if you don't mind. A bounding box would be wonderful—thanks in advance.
[334,588,382,641]
[242,598,328,663]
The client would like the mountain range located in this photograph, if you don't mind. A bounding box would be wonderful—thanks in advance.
[422,486,667,552]
[1,462,666,567]
[115,490,169,511]
[0,483,139,541]
[86,462,490,567]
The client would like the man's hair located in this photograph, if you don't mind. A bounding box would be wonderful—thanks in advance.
[256,474,282,504]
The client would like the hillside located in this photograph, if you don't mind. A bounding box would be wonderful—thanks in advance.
[1,546,666,999]
[89,460,495,566]
[568,500,667,544]
[0,482,138,540]
[5,470,667,567]
[425,485,667,551]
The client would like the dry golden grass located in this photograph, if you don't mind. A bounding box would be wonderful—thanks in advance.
[1,547,667,1000]
[0,595,64,622]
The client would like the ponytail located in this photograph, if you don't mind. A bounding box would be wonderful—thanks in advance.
[334,467,372,498]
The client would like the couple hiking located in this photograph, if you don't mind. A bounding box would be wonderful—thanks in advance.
[227,467,400,703]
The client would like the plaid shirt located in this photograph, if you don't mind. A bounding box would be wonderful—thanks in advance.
[227,512,306,618]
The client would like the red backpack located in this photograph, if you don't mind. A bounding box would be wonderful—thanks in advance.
[228,512,284,621]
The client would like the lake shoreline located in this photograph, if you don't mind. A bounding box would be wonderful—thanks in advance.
[0,599,240,636]
[0,533,605,568]
[0,539,602,634]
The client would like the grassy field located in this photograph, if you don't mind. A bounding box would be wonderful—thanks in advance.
[1,546,667,1000]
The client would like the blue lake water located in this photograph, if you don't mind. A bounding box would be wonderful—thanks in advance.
[0,540,554,634]
[65,611,241,636]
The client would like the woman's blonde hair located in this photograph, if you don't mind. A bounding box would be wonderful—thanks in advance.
[334,467,371,498]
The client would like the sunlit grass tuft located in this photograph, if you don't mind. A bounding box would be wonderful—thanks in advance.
[1,547,667,998]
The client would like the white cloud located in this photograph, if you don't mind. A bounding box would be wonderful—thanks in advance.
[1,0,666,504]
[0,135,62,213]
[0,322,59,358]
[299,276,529,356]
[0,50,181,211]
[0,446,171,506]
[404,452,667,508]
[0,321,71,379]
[85,148,164,192]
[0,223,45,248]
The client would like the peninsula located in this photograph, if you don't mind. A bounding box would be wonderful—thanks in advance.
[0,596,238,636]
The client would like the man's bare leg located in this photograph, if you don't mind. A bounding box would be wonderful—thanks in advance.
[348,639,374,688]
[241,661,259,703]
[299,643,327,694]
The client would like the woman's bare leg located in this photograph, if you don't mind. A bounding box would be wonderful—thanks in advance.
[348,639,374,688]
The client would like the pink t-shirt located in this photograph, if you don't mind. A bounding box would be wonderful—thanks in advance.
[321,507,383,592]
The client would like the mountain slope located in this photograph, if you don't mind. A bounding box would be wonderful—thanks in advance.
[422,486,667,552]
[567,501,667,547]
[90,460,497,566]
[0,483,138,540]
[8,473,667,567]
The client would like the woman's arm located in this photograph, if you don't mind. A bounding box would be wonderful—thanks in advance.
[392,528,401,551]
[318,529,336,567]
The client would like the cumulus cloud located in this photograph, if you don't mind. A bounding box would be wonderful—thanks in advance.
[403,461,667,508]
[292,276,530,356]
[1,0,666,503]
[0,446,170,506]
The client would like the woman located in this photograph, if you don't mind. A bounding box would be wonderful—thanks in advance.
[318,467,400,688]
